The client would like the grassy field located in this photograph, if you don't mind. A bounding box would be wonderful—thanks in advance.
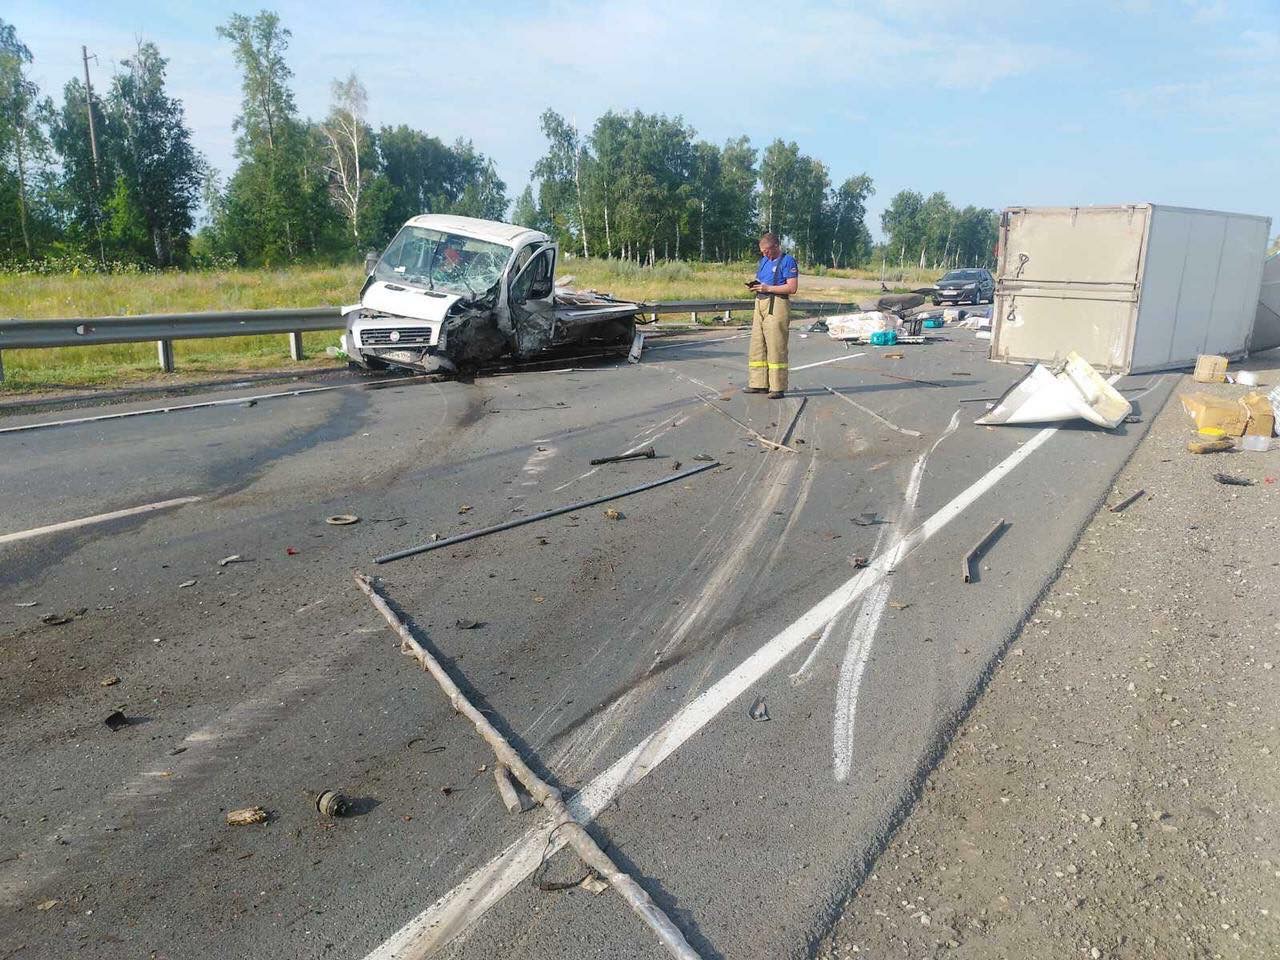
[0,259,877,393]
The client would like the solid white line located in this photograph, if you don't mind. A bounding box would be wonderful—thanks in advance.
[791,352,866,371]
[823,385,922,437]
[0,375,430,435]
[832,411,959,780]
[0,496,202,545]
[363,413,1064,959]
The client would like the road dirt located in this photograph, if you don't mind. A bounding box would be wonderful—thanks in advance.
[815,363,1280,960]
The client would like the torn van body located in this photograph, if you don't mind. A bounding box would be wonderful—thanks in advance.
[340,214,641,374]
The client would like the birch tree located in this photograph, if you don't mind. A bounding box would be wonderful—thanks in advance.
[321,73,370,243]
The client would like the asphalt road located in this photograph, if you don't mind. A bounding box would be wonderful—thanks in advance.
[0,324,1174,960]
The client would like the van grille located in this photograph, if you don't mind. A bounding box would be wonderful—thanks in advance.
[360,327,433,347]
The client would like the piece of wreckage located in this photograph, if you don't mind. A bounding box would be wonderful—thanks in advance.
[341,214,642,375]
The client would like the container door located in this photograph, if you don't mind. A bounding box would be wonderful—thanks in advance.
[991,206,1147,373]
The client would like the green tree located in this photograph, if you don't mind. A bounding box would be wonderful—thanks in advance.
[534,109,589,256]
[881,189,925,268]
[320,72,375,248]
[0,18,54,259]
[511,184,549,232]
[107,40,203,265]
[824,174,875,268]
[216,10,334,264]
[49,76,114,259]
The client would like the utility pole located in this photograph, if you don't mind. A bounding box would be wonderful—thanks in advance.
[81,45,101,189]
[81,45,106,267]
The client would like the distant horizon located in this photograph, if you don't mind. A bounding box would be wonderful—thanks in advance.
[8,0,1279,242]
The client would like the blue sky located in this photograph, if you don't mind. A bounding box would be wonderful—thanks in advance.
[9,0,1279,240]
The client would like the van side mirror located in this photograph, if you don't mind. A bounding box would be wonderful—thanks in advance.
[364,251,379,276]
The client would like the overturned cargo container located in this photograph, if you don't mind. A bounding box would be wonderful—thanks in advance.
[989,204,1271,375]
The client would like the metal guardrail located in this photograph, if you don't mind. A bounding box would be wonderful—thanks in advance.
[0,298,862,380]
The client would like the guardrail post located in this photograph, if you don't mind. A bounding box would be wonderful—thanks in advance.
[157,339,174,373]
[650,308,659,324]
[288,331,304,360]
[722,309,731,324]
[0,350,4,383]
[690,311,698,324]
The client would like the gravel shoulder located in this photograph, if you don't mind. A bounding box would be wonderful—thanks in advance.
[816,361,1280,960]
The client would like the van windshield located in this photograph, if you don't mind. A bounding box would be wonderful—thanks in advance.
[374,226,512,296]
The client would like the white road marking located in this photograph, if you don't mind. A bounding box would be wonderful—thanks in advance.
[1122,374,1166,402]
[822,385,921,437]
[0,375,430,435]
[790,352,866,371]
[0,496,202,546]
[363,412,1068,959]
[832,411,960,780]
[518,445,558,486]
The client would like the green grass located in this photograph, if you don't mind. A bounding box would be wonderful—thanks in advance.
[0,259,866,393]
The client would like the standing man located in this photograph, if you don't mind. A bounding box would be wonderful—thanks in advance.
[746,232,799,398]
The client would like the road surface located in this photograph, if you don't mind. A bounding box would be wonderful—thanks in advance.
[0,325,1172,959]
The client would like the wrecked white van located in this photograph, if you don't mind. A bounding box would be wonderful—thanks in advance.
[341,214,640,373]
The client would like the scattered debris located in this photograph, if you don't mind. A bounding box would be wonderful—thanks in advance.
[455,619,482,630]
[226,806,268,826]
[884,351,905,360]
[700,397,797,453]
[1188,437,1234,454]
[826,311,899,342]
[315,790,349,818]
[962,519,1007,583]
[748,697,770,721]
[590,446,656,465]
[1123,415,1142,424]
[853,512,881,526]
[325,515,360,525]
[493,764,530,814]
[375,460,720,564]
[99,676,121,687]
[15,601,38,607]
[1109,490,1145,513]
[35,899,60,911]
[604,508,624,521]
[286,547,300,556]
[693,453,714,461]
[888,601,911,611]
[178,579,197,589]
[103,711,130,732]
[823,385,923,437]
[807,319,829,333]
[977,353,1131,429]
[1213,473,1254,487]
[850,556,869,569]
[627,330,645,364]
[580,873,610,895]
[218,554,248,567]
[41,608,85,626]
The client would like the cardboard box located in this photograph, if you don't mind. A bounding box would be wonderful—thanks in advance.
[1181,393,1248,436]
[1241,391,1275,437]
[1181,391,1275,437]
[1193,354,1229,383]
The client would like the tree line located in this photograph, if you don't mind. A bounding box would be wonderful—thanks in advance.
[516,109,877,269]
[1,10,998,272]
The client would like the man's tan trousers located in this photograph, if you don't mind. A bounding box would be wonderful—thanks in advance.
[748,296,790,392]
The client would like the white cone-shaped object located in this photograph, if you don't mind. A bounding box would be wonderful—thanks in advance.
[977,351,1131,429]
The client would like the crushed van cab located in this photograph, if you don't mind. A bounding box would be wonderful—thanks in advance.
[341,214,641,373]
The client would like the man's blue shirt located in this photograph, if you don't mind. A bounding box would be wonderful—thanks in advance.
[757,253,799,286]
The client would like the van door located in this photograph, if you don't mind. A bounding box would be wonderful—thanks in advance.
[508,244,557,355]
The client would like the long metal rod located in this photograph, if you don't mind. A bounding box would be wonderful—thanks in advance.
[962,518,1006,583]
[697,396,796,453]
[354,573,704,960]
[373,460,720,564]
[1109,489,1145,513]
